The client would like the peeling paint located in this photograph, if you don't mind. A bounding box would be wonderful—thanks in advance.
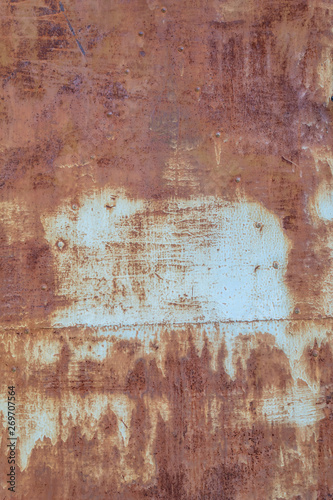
[40,191,293,326]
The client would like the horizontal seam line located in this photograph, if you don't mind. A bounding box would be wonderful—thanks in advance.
[1,316,333,331]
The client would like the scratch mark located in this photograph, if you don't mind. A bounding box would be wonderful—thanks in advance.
[281,156,299,169]
[120,419,128,429]
[59,1,86,56]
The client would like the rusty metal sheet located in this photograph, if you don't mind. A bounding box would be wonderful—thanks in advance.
[0,0,333,498]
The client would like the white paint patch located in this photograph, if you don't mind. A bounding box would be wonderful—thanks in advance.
[0,392,136,471]
[309,172,333,317]
[23,338,61,366]
[7,394,59,470]
[310,180,333,221]
[106,394,134,447]
[41,190,293,327]
[309,149,333,221]
[259,384,323,426]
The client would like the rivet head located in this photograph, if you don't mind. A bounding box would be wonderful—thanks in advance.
[215,131,221,138]
[235,176,241,183]
[178,46,184,52]
[331,96,333,102]
[138,31,144,37]
[41,284,47,290]
[12,367,16,372]
[106,111,113,117]
[255,222,262,229]
[312,349,319,357]
[24,328,29,334]
[294,307,300,314]
[273,261,279,269]
[195,86,201,92]
[57,240,65,250]
[161,7,166,12]
[72,204,78,210]
[125,69,130,74]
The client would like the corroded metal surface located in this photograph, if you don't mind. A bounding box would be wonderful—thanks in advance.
[0,0,333,498]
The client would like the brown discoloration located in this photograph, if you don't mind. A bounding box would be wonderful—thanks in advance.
[0,0,332,322]
[1,0,333,497]
[246,339,292,396]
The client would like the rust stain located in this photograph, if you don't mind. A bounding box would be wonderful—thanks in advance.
[0,0,333,498]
